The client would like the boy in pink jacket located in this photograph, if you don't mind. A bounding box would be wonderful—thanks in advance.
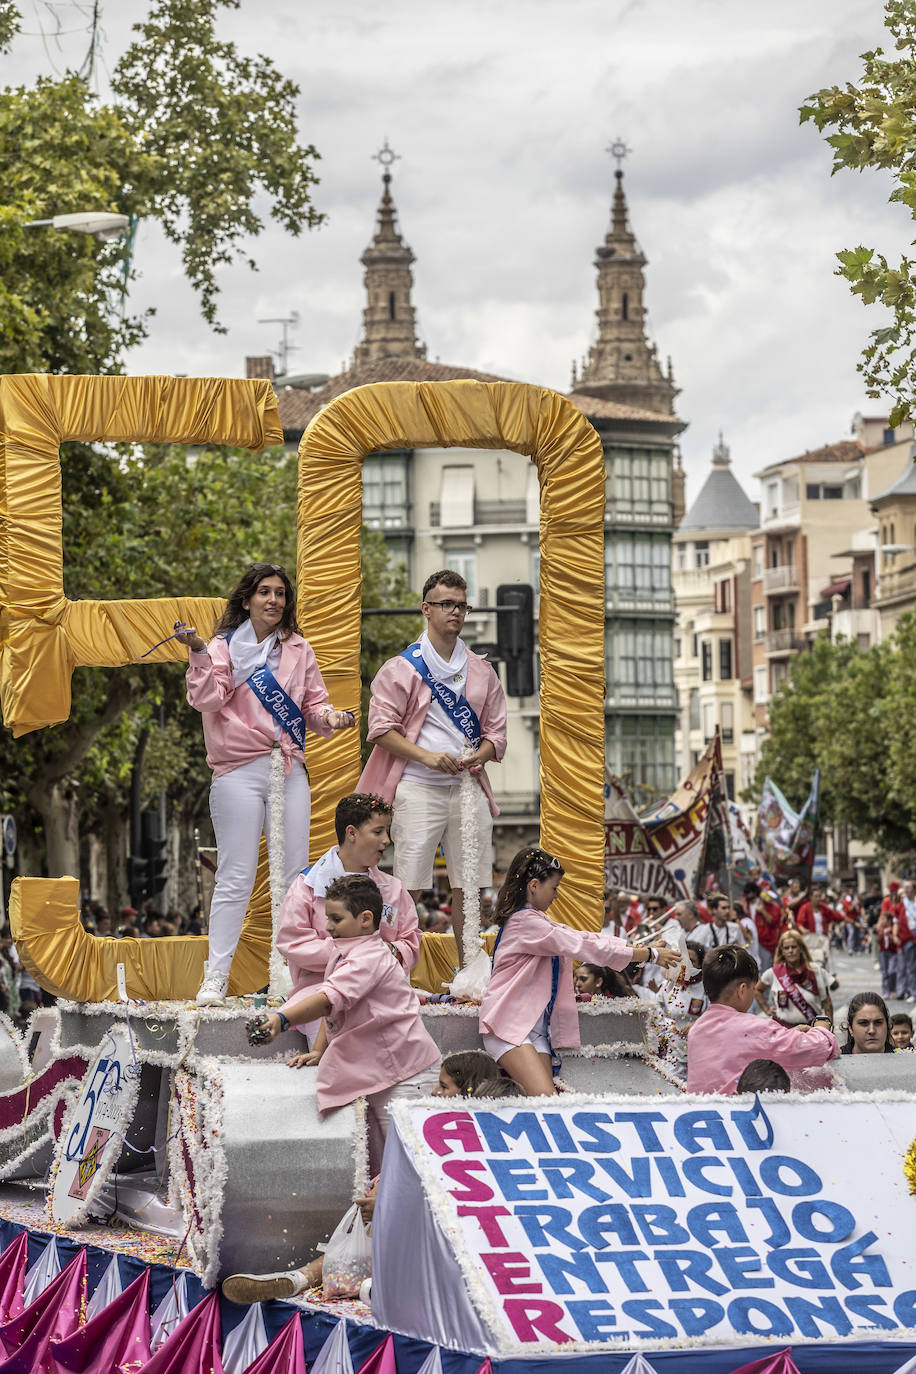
[687,945,839,1095]
[277,793,420,1040]
[252,874,439,1170]
[357,570,507,965]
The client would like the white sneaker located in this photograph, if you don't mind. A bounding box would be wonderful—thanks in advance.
[196,972,229,1007]
[223,1271,308,1304]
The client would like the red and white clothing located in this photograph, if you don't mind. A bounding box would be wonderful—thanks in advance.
[479,906,633,1053]
[743,895,783,960]
[656,974,708,1082]
[687,1003,838,1095]
[759,962,830,1027]
[277,846,420,1001]
[795,901,843,938]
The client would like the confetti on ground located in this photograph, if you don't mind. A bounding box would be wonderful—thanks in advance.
[0,1195,194,1270]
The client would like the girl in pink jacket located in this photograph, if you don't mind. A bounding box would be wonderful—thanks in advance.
[178,562,355,1006]
[479,846,681,1095]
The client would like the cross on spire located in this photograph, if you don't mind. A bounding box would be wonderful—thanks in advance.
[606,137,631,172]
[372,138,400,184]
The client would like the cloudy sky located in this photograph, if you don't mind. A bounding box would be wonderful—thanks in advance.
[8,0,913,504]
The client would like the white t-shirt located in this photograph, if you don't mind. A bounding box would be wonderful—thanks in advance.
[760,964,830,1026]
[402,633,469,788]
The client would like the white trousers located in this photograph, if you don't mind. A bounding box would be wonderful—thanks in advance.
[207,754,311,979]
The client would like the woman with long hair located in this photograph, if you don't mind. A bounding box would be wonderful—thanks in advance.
[841,992,895,1054]
[755,929,833,1029]
[178,562,355,1005]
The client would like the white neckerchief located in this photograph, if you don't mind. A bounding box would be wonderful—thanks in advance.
[419,629,467,688]
[305,845,371,898]
[229,617,282,688]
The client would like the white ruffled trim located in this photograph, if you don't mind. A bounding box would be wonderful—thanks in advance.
[267,746,291,997]
[457,765,481,965]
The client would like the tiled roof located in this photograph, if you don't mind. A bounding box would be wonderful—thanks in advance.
[275,357,513,434]
[565,392,678,423]
[757,440,865,475]
[275,359,680,435]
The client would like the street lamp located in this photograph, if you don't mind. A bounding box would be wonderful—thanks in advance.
[24,212,130,242]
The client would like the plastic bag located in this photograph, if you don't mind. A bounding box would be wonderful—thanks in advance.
[321,1203,372,1299]
[449,947,492,1001]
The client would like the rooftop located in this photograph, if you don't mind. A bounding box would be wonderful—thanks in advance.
[754,439,864,478]
[678,434,759,534]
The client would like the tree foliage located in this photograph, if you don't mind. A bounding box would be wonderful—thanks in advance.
[753,617,916,861]
[0,1,20,54]
[112,0,324,329]
[801,0,916,425]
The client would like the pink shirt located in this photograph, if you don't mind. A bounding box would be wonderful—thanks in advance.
[186,633,334,777]
[479,906,634,1048]
[294,934,439,1112]
[277,854,420,997]
[357,648,507,818]
[686,1002,839,1095]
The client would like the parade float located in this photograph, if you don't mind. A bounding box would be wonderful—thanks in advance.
[0,373,914,1374]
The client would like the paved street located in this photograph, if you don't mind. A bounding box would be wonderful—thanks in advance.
[824,945,913,1033]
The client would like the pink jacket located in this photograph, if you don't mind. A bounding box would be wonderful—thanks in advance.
[277,856,420,996]
[357,648,507,818]
[479,906,634,1048]
[686,1002,839,1095]
[293,933,439,1112]
[186,633,334,777]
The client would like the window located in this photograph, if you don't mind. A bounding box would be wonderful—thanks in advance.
[719,638,733,679]
[439,466,475,526]
[689,688,700,730]
[362,453,408,529]
[753,605,766,638]
[724,770,735,799]
[721,702,734,745]
[703,702,715,742]
[754,665,768,703]
[701,641,713,681]
[766,481,779,519]
[691,633,698,659]
[606,716,676,795]
[621,292,629,321]
[674,634,682,660]
[695,540,710,568]
[753,544,763,579]
[783,476,799,506]
[606,534,669,600]
[388,291,396,320]
[607,448,670,515]
[807,482,845,500]
[884,427,896,445]
[447,549,478,602]
[714,579,732,613]
[610,621,672,690]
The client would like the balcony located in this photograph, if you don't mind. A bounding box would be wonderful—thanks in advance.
[429,499,528,528]
[765,629,804,656]
[762,502,800,529]
[762,565,799,595]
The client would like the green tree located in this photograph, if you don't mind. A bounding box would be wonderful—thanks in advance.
[0,1,19,54]
[801,0,916,425]
[359,532,421,763]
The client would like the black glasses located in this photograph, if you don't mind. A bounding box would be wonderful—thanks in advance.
[425,599,471,614]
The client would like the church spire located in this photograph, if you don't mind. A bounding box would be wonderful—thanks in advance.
[352,140,426,368]
[575,141,678,417]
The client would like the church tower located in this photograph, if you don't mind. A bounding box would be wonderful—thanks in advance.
[575,151,678,417]
[352,141,426,368]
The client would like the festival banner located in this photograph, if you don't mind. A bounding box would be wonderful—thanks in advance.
[378,1094,916,1356]
[641,736,726,899]
[757,773,820,882]
[604,775,681,901]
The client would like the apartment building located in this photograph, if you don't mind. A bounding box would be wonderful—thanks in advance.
[259,151,685,854]
[673,435,758,798]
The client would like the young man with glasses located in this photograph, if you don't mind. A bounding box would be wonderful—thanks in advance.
[358,571,507,965]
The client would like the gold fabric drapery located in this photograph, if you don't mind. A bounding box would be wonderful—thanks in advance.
[0,373,281,734]
[298,379,607,933]
[1,375,282,1000]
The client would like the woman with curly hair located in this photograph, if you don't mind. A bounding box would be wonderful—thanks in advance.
[178,562,355,1005]
[755,929,833,1028]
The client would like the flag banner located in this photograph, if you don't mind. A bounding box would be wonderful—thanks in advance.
[604,775,681,901]
[641,737,725,899]
[374,1094,916,1356]
[757,774,819,881]
[726,801,766,880]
